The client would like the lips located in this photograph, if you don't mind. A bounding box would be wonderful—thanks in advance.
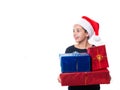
[74,36,79,40]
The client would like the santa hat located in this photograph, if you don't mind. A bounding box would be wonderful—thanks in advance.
[76,16,100,41]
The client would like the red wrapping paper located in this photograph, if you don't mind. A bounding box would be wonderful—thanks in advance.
[60,69,111,86]
[87,45,109,71]
[60,72,85,86]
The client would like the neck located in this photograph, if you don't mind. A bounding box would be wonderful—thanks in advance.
[75,40,92,49]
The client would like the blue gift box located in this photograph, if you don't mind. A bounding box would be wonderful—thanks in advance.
[59,52,91,73]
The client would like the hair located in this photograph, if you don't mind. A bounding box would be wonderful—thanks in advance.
[82,27,90,39]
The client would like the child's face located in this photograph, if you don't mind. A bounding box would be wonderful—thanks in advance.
[73,24,89,43]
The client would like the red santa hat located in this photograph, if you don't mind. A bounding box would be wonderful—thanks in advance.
[76,16,100,41]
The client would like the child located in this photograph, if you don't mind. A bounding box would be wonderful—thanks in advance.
[58,16,100,90]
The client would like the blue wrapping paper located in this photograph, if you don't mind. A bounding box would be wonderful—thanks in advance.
[59,52,91,73]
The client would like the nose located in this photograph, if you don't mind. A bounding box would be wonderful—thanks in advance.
[73,31,77,36]
[73,33,77,38]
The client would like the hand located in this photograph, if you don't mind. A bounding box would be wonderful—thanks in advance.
[57,75,61,83]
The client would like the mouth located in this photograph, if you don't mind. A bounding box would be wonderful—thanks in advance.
[74,36,79,40]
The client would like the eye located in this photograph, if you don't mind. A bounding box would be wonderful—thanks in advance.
[76,29,81,32]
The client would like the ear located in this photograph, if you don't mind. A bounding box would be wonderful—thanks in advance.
[86,33,89,39]
[86,32,89,37]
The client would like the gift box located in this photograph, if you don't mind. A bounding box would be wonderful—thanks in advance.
[59,52,91,73]
[60,69,111,86]
[87,45,109,71]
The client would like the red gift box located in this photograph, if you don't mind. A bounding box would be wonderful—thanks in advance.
[86,69,111,85]
[87,45,109,71]
[60,72,85,86]
[60,69,111,86]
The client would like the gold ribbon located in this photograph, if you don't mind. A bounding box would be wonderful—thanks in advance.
[92,48,106,68]
[96,54,103,61]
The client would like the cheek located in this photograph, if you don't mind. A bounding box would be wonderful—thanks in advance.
[73,33,84,41]
[73,32,81,37]
[76,33,83,37]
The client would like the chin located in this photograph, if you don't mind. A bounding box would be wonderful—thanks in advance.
[75,40,80,43]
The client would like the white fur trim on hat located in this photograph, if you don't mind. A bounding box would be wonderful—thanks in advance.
[76,18,94,38]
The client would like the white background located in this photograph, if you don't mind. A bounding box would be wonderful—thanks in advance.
[0,0,119,90]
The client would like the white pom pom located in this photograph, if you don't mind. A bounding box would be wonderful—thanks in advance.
[94,36,101,42]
